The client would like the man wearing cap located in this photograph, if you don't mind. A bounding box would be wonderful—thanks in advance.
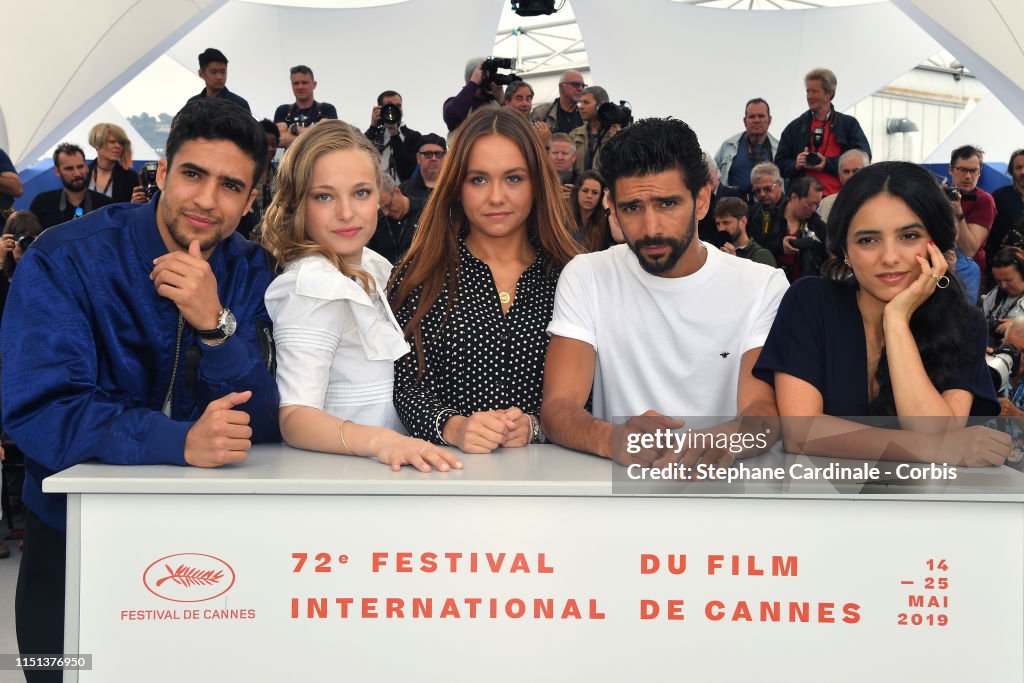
[400,134,447,202]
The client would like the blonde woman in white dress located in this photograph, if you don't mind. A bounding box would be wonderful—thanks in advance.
[261,119,461,472]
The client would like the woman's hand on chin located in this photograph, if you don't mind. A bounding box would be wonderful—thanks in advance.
[885,241,949,325]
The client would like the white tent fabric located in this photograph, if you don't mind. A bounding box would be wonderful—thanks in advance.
[892,0,1024,126]
[923,95,1024,167]
[572,0,942,156]
[162,0,504,140]
[2,0,225,168]
[5,1,1024,170]
[46,102,160,162]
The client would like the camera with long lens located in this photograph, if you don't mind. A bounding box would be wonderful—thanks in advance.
[479,57,519,98]
[597,100,633,129]
[141,162,159,200]
[379,103,402,127]
[987,345,1021,391]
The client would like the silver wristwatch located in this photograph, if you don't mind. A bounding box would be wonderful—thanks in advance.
[197,308,237,343]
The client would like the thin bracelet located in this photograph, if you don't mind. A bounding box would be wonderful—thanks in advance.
[435,409,459,446]
[339,419,353,454]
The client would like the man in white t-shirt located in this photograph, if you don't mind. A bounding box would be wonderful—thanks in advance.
[541,117,789,467]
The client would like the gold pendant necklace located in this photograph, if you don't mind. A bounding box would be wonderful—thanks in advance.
[493,274,517,306]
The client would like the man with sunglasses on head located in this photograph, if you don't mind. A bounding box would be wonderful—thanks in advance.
[531,70,586,134]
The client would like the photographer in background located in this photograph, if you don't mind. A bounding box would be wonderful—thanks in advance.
[274,65,338,149]
[365,90,422,182]
[947,145,995,286]
[0,211,44,313]
[442,57,510,132]
[569,86,625,176]
[762,176,825,281]
[775,68,870,197]
[983,247,1024,343]
[998,317,1024,416]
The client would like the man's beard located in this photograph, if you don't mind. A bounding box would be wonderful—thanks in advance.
[62,176,86,192]
[627,208,697,275]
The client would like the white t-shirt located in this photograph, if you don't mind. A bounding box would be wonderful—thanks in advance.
[265,250,410,432]
[547,242,788,420]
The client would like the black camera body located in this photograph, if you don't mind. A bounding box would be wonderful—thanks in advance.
[598,100,633,129]
[15,234,34,251]
[140,162,159,200]
[943,185,960,202]
[789,236,818,250]
[805,152,823,167]
[480,56,519,95]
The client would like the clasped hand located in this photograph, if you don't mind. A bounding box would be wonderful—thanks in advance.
[444,408,532,453]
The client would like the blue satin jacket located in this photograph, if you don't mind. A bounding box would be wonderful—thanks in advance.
[1,198,281,532]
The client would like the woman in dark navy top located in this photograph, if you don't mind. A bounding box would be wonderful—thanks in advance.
[390,107,579,453]
[755,162,1010,467]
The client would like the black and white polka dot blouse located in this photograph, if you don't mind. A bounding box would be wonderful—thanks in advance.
[392,238,561,443]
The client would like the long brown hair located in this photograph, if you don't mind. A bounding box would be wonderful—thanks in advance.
[389,106,578,366]
[260,119,383,292]
[570,169,609,252]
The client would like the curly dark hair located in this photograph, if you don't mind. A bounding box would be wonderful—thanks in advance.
[823,161,974,415]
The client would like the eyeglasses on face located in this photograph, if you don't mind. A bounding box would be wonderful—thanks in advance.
[418,151,445,159]
[752,183,779,194]
[560,81,586,89]
[953,166,981,176]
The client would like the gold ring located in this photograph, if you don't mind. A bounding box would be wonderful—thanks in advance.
[931,274,950,289]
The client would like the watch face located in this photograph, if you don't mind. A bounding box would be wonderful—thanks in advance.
[219,309,237,337]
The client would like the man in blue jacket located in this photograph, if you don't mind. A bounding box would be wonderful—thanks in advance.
[775,67,871,198]
[2,98,281,680]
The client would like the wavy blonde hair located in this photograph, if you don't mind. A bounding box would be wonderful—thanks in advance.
[88,123,133,169]
[260,119,383,292]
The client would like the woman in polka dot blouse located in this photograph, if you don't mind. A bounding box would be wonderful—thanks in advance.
[390,107,579,453]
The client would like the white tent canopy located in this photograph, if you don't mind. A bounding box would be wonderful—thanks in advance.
[4,0,1024,169]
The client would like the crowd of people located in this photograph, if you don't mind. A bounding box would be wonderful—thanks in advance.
[1,51,1024,681]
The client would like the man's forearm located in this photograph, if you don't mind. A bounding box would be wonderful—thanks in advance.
[956,221,986,258]
[541,398,613,458]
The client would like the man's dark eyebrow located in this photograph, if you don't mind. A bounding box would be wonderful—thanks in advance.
[178,161,249,191]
